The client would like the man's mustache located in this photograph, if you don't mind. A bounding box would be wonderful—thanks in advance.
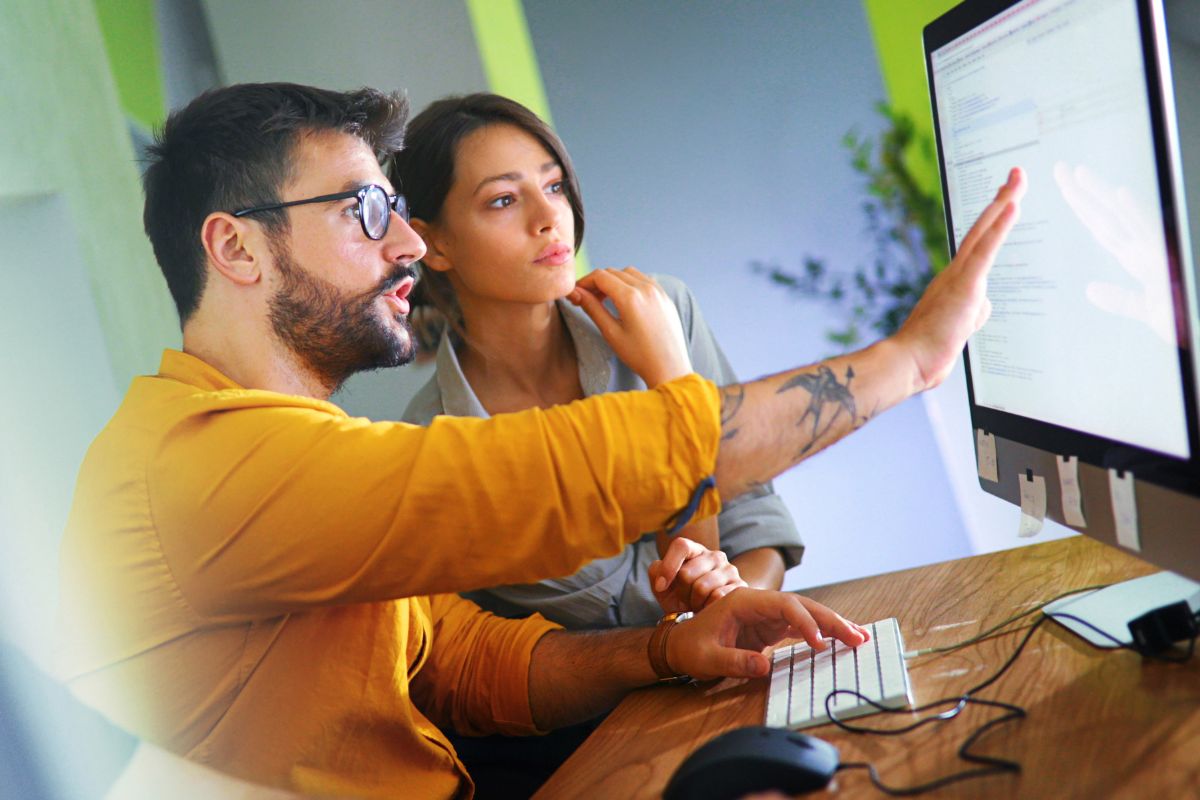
[378,264,418,295]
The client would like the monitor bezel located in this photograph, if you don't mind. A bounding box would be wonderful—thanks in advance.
[924,0,1200,496]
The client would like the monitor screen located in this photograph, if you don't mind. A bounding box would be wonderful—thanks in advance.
[926,0,1200,494]
[929,0,1195,462]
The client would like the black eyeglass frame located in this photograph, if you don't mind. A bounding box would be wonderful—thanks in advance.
[231,184,410,241]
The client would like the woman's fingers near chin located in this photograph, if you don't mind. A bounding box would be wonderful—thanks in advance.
[602,267,639,287]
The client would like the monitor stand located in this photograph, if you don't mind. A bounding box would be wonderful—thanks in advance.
[1042,572,1200,647]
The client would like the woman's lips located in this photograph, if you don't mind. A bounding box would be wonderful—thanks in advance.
[534,243,573,267]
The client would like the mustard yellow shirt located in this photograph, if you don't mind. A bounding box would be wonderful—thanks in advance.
[57,350,720,798]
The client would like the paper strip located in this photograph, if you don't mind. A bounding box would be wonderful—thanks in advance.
[1056,455,1086,527]
[1018,473,1046,538]
[1108,469,1140,551]
[976,430,998,483]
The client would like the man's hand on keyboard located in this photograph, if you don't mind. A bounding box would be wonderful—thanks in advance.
[649,536,748,614]
[666,589,870,681]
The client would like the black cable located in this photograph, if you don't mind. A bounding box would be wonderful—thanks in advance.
[835,695,1027,796]
[907,582,1112,656]
[820,601,1198,796]
[823,618,1045,795]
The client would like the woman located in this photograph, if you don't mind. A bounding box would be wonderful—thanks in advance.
[392,93,805,629]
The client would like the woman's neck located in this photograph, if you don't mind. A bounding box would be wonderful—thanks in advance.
[457,297,584,414]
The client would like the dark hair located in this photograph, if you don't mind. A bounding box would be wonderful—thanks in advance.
[142,82,410,324]
[388,93,585,351]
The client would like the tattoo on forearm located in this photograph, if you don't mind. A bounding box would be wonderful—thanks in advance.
[720,384,746,440]
[776,365,858,455]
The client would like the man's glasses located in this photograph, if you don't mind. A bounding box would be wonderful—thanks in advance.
[232,184,410,241]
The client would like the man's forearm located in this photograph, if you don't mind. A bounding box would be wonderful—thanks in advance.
[527,628,657,731]
[714,338,918,499]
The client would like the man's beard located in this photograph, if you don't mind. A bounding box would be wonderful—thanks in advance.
[267,239,417,394]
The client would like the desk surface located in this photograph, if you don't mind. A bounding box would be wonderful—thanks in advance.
[534,536,1200,798]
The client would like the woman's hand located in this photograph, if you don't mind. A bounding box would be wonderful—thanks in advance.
[666,588,871,681]
[649,536,748,614]
[567,267,692,387]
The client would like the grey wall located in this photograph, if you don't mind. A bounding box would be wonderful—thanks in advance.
[524,0,971,588]
[159,0,223,110]
[194,0,975,589]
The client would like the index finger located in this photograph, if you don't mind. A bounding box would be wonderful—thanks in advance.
[653,536,704,593]
[770,594,823,650]
[958,167,1026,259]
[793,596,867,648]
[960,201,1021,285]
[572,271,611,303]
[574,267,638,302]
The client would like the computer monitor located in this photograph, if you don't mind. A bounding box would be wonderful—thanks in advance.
[924,0,1200,590]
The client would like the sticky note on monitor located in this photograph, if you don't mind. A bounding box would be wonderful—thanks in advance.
[1108,469,1140,551]
[976,430,998,483]
[1018,472,1046,538]
[1056,455,1087,528]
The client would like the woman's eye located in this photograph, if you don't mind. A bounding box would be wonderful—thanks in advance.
[343,203,362,220]
[548,180,565,195]
[487,194,516,209]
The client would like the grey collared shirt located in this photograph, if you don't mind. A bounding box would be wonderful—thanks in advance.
[402,274,804,629]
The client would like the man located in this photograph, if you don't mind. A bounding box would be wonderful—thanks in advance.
[58,83,1023,798]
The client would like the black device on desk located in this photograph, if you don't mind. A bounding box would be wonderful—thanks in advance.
[924,0,1200,621]
[663,726,838,800]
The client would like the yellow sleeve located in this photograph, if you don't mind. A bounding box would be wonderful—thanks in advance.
[150,374,722,622]
[410,593,560,737]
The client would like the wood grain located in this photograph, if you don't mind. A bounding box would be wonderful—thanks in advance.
[533,537,1200,799]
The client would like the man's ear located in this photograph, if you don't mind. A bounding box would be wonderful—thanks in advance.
[410,218,450,273]
[201,212,263,286]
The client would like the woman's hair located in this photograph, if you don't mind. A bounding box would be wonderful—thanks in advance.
[389,93,585,353]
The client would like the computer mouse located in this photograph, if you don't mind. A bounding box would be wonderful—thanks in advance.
[663,725,839,800]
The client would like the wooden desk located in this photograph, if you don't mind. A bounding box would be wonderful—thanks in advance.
[534,536,1200,798]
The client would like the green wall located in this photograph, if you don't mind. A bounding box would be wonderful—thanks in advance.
[863,0,960,197]
[93,0,166,131]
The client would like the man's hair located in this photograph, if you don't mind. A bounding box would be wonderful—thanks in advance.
[389,93,585,352]
[142,82,409,324]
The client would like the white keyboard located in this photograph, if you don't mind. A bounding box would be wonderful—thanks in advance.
[765,617,914,730]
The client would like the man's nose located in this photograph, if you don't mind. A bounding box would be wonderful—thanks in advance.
[383,212,426,265]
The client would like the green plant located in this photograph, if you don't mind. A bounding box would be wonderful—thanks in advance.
[752,103,948,350]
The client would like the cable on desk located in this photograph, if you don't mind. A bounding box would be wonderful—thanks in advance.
[834,695,1027,796]
[903,582,1112,658]
[821,592,1199,796]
